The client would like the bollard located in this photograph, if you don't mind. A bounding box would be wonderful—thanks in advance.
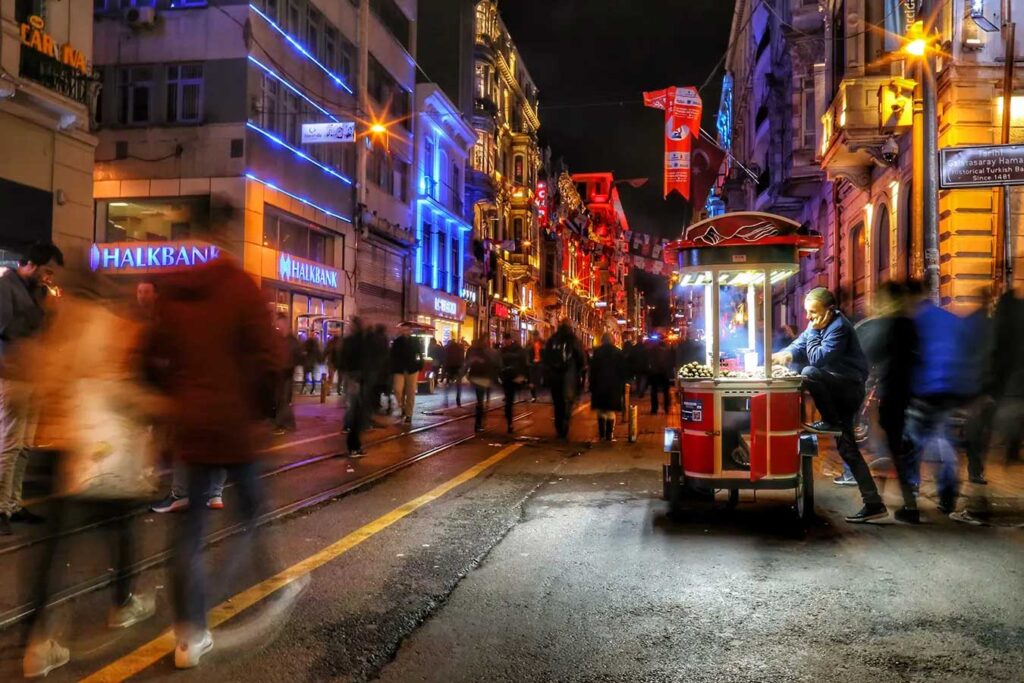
[623,383,631,421]
[628,405,638,442]
[320,372,328,404]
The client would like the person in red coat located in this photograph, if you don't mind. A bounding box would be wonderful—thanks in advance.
[146,253,280,669]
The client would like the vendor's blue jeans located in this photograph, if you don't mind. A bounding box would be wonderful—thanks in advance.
[906,395,966,510]
[802,366,881,507]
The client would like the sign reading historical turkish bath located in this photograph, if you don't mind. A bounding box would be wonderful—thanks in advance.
[19,15,89,76]
[278,252,340,289]
[939,144,1024,188]
[90,242,220,273]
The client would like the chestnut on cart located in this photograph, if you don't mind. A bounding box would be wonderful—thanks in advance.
[661,212,824,524]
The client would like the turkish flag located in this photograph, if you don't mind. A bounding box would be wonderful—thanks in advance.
[644,86,702,200]
[689,132,727,211]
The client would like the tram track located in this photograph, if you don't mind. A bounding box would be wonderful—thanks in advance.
[0,403,539,630]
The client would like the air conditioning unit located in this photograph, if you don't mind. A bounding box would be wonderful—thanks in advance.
[125,6,156,27]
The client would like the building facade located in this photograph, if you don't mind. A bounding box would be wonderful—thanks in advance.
[0,0,97,264]
[411,82,475,343]
[469,0,542,343]
[91,0,418,340]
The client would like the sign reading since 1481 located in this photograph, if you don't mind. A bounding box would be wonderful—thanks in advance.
[939,144,1024,189]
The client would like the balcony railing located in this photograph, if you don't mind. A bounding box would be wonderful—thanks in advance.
[421,177,464,215]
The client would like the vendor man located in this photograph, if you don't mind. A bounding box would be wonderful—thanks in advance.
[772,287,886,524]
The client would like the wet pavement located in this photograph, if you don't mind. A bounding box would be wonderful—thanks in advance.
[0,394,1021,681]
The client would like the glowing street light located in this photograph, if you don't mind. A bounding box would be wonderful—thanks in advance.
[370,122,388,135]
[902,21,929,57]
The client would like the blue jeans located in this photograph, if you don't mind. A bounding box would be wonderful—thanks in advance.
[171,462,226,500]
[906,396,965,510]
[172,462,270,634]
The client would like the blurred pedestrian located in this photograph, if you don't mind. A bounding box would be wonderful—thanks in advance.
[300,334,322,395]
[499,332,528,433]
[443,336,466,407]
[324,333,342,396]
[629,337,650,398]
[146,251,280,669]
[0,242,63,535]
[589,333,626,441]
[371,325,392,414]
[466,336,499,432]
[527,330,545,402]
[544,320,586,439]
[856,281,920,522]
[648,337,674,415]
[428,336,444,389]
[338,318,369,456]
[621,334,637,391]
[390,326,422,424]
[19,267,162,678]
[773,287,883,523]
[271,313,301,435]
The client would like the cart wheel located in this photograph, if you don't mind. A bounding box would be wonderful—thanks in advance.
[727,488,739,509]
[795,455,815,522]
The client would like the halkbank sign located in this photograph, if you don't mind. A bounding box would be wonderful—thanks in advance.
[278,252,339,289]
[90,242,220,273]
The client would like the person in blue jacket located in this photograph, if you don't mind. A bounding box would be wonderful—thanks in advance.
[773,287,885,523]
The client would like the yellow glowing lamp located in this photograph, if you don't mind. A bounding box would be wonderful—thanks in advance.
[370,122,387,135]
[903,21,928,57]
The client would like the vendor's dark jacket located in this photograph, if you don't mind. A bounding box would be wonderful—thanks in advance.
[785,312,869,384]
[0,269,46,368]
[389,334,422,374]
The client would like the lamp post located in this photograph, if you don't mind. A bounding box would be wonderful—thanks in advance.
[1001,0,1016,291]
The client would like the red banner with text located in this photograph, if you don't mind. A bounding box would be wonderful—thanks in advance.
[643,86,703,200]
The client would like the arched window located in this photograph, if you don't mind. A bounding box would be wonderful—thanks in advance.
[875,205,890,285]
[903,180,914,279]
[851,222,867,319]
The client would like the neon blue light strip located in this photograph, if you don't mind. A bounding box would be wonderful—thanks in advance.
[446,225,453,293]
[248,56,337,122]
[457,229,465,295]
[415,197,471,231]
[415,203,423,285]
[249,4,354,95]
[245,173,352,224]
[431,223,439,289]
[247,122,352,186]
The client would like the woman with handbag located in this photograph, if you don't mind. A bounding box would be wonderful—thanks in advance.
[17,274,166,679]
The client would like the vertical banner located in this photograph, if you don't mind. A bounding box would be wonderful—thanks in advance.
[643,86,703,200]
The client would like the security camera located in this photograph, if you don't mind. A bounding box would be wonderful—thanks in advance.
[881,136,899,165]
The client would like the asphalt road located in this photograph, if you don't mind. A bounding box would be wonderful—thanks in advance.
[1,400,1021,682]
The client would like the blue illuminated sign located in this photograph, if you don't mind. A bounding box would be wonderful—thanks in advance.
[89,242,220,272]
[278,252,339,290]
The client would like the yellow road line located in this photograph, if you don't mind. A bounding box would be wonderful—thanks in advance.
[80,442,525,683]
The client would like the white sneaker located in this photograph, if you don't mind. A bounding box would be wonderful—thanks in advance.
[174,629,213,669]
[23,639,70,678]
[109,593,157,629]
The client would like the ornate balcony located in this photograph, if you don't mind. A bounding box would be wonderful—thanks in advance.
[820,76,915,188]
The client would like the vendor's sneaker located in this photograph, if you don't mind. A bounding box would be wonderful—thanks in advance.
[832,471,858,487]
[207,496,224,510]
[151,494,189,513]
[175,630,213,669]
[845,504,888,523]
[10,508,46,524]
[109,593,156,629]
[23,639,69,678]
[950,510,986,526]
[804,421,843,435]
[894,506,921,524]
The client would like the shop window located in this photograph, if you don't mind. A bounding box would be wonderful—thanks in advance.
[97,197,210,243]
[259,74,280,134]
[368,56,410,128]
[306,6,322,60]
[514,155,524,185]
[309,231,336,267]
[264,207,340,266]
[166,63,203,124]
[421,212,433,284]
[513,217,524,241]
[118,66,153,125]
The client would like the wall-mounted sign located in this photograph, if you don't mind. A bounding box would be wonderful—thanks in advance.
[278,252,339,289]
[20,15,89,75]
[416,285,465,321]
[939,144,1024,188]
[536,181,549,227]
[301,122,355,144]
[492,301,510,319]
[90,242,220,273]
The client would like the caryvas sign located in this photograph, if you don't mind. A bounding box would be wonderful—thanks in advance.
[90,242,220,272]
[278,252,339,289]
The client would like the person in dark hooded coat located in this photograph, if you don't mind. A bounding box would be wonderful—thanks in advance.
[589,333,626,441]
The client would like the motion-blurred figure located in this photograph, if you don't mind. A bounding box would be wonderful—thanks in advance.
[773,288,883,523]
[442,336,466,407]
[390,327,422,424]
[271,313,301,435]
[145,252,279,669]
[527,330,545,402]
[324,333,342,396]
[371,325,392,415]
[20,268,162,678]
[466,336,499,432]
[856,281,920,522]
[499,332,528,433]
[338,317,369,456]
[648,337,674,415]
[300,335,322,395]
[0,242,62,535]
[544,320,586,439]
[589,333,626,441]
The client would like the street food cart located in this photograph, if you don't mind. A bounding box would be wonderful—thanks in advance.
[398,321,440,394]
[662,212,823,522]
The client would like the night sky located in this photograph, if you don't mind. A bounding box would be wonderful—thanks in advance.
[499,0,734,323]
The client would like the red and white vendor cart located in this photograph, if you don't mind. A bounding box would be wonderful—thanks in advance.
[662,212,824,522]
